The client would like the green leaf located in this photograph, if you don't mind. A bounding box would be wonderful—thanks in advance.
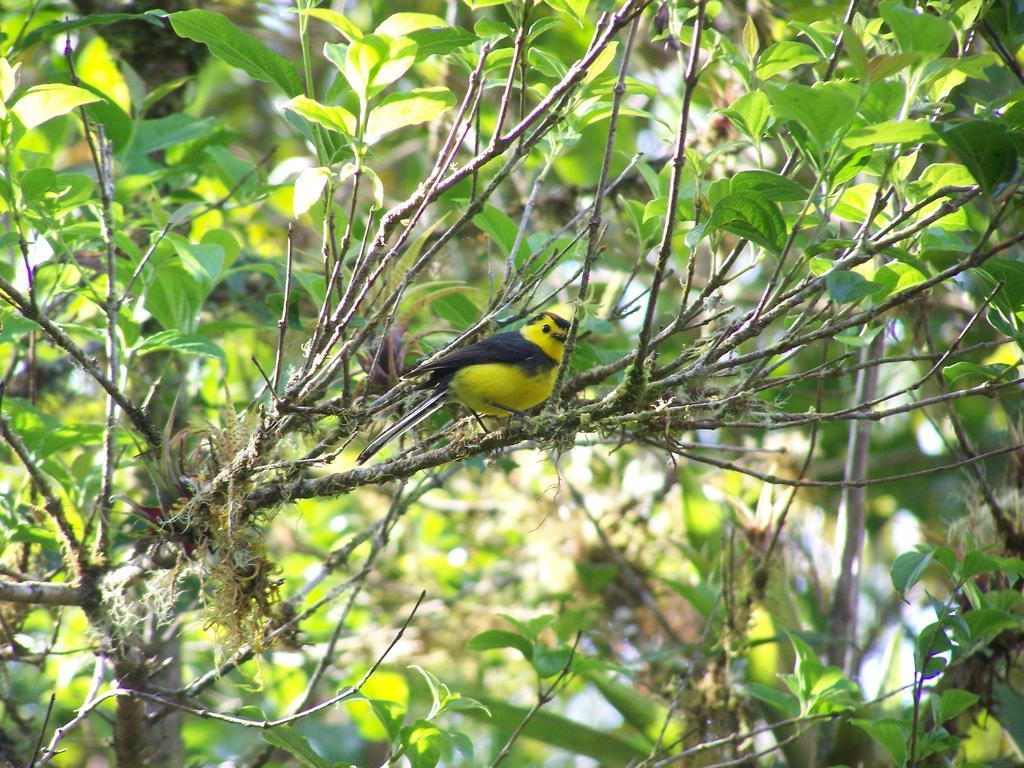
[283,96,357,136]
[879,0,953,61]
[365,87,456,142]
[408,665,450,719]
[807,667,861,714]
[12,11,166,56]
[11,84,101,131]
[844,119,939,148]
[834,325,883,348]
[438,695,491,717]
[136,330,226,362]
[851,718,909,766]
[260,727,328,768]
[575,561,619,592]
[2,398,105,457]
[0,311,36,343]
[529,17,564,41]
[9,523,58,547]
[743,16,760,60]
[747,683,801,717]
[584,41,618,83]
[721,91,770,141]
[299,8,363,40]
[529,48,568,78]
[658,576,716,617]
[765,82,858,157]
[368,172,390,213]
[790,21,836,59]
[807,239,857,258]
[402,721,443,768]
[144,263,202,332]
[915,621,952,669]
[913,162,975,197]
[375,13,447,37]
[19,168,57,205]
[433,292,479,327]
[937,688,979,723]
[964,607,1020,638]
[141,239,224,332]
[891,548,934,601]
[132,114,217,155]
[577,104,664,129]
[976,257,1024,314]
[367,698,405,743]
[172,238,225,294]
[466,630,533,660]
[756,41,820,79]
[407,27,479,59]
[236,705,268,721]
[460,693,649,766]
[994,556,1024,581]
[729,170,809,202]
[449,730,474,761]
[526,614,556,637]
[866,52,919,82]
[345,34,418,100]
[292,270,326,306]
[843,23,869,79]
[825,271,884,304]
[939,120,1019,198]
[532,644,572,678]
[994,684,1024,755]
[292,166,331,218]
[706,191,787,254]
[473,203,520,257]
[142,76,193,114]
[873,262,926,296]
[545,0,589,27]
[169,10,302,96]
[787,635,825,702]
[942,362,1015,385]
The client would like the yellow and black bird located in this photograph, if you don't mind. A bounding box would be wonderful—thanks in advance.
[357,310,571,463]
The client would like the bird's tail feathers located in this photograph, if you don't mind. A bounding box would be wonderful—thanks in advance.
[356,389,446,464]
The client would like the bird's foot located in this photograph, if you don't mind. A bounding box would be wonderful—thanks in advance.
[484,400,527,416]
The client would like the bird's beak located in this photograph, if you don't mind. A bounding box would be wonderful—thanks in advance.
[552,331,568,342]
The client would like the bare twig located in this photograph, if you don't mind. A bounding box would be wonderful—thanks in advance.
[634,0,708,371]
[135,591,425,730]
[28,693,56,768]
[489,632,582,768]
[273,224,296,395]
[0,273,160,448]
[34,654,108,767]
[550,13,642,407]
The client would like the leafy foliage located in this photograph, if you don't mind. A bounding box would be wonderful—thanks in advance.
[1,0,1024,766]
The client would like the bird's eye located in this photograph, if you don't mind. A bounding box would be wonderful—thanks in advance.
[542,324,551,333]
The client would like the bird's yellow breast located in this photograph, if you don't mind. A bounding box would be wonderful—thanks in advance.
[448,362,558,416]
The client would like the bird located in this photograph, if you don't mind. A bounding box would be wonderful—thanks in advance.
[356,310,571,463]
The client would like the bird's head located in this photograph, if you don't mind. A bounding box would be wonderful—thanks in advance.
[520,310,571,360]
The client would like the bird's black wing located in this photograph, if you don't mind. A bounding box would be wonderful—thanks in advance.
[407,331,549,377]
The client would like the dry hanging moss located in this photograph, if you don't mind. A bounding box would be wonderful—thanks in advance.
[148,387,285,656]
[98,560,184,650]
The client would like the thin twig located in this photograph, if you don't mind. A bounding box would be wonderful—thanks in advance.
[28,693,56,768]
[634,0,708,370]
[550,12,642,408]
[35,653,108,767]
[137,591,425,730]
[489,632,582,768]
